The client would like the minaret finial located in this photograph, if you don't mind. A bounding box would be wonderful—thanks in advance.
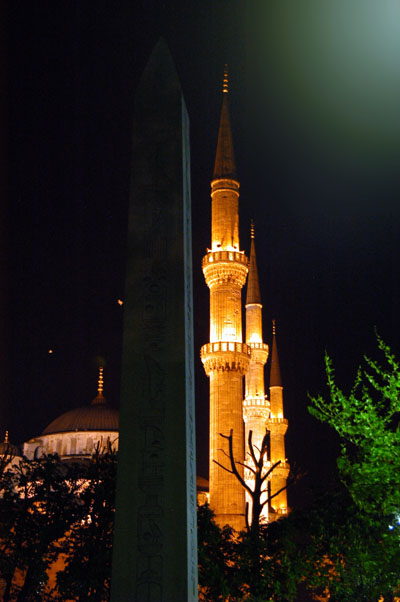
[270,319,282,387]
[98,366,104,396]
[213,64,236,180]
[222,64,229,93]
[250,220,255,239]
[4,430,8,444]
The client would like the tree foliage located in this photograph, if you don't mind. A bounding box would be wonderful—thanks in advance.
[308,336,400,599]
[0,451,117,602]
[198,502,304,602]
[197,503,241,601]
[0,454,82,601]
[309,336,400,518]
[55,450,117,601]
[283,484,400,602]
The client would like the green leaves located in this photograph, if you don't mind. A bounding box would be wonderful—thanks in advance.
[309,336,400,518]
[308,336,400,598]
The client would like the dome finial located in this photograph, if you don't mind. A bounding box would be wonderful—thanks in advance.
[272,318,276,335]
[250,219,255,239]
[98,366,104,397]
[4,430,8,444]
[222,64,229,94]
[92,364,107,405]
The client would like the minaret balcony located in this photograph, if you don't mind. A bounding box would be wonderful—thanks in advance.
[248,343,269,365]
[201,341,251,375]
[243,396,270,408]
[243,398,270,421]
[270,461,290,479]
[267,417,289,435]
[202,251,248,288]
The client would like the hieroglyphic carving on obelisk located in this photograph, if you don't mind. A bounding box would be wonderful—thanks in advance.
[111,39,197,602]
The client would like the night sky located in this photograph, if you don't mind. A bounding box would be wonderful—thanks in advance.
[5,1,400,508]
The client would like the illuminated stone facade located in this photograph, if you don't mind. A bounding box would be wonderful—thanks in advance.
[201,70,249,531]
[202,71,289,530]
[267,323,289,518]
[243,227,270,523]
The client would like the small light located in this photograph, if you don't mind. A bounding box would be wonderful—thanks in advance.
[48,349,53,354]
[117,299,123,306]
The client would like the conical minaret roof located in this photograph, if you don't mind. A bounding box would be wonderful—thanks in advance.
[246,222,261,305]
[270,320,282,387]
[213,66,237,180]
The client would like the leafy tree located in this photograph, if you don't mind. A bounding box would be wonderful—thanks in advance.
[197,500,303,602]
[0,454,82,602]
[197,502,242,601]
[308,336,400,599]
[55,450,117,601]
[309,336,400,519]
[281,483,400,602]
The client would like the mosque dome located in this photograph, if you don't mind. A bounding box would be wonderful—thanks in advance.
[0,431,21,457]
[42,399,119,435]
[42,367,119,435]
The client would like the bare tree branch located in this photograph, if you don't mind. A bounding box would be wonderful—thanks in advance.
[213,460,234,475]
[248,430,258,468]
[245,500,250,533]
[269,475,296,503]
[235,460,256,474]
[260,460,281,484]
[214,428,294,535]
[227,429,253,495]
[217,448,231,461]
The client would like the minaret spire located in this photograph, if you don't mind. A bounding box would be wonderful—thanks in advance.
[246,221,262,306]
[270,319,282,387]
[213,65,237,181]
[268,319,289,517]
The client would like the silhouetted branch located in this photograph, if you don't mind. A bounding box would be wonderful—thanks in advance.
[260,460,281,484]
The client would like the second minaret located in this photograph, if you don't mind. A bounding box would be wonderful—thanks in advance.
[243,224,270,523]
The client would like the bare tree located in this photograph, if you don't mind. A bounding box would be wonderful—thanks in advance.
[214,428,292,535]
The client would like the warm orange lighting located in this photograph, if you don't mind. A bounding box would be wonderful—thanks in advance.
[98,366,104,396]
[222,326,236,340]
[48,349,53,354]
[117,299,123,306]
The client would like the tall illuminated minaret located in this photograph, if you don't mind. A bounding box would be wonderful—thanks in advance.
[201,67,250,531]
[243,223,270,523]
[267,320,289,517]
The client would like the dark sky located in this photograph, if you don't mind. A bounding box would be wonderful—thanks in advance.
[5,1,400,508]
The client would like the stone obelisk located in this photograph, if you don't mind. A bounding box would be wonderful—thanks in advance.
[111,39,198,602]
